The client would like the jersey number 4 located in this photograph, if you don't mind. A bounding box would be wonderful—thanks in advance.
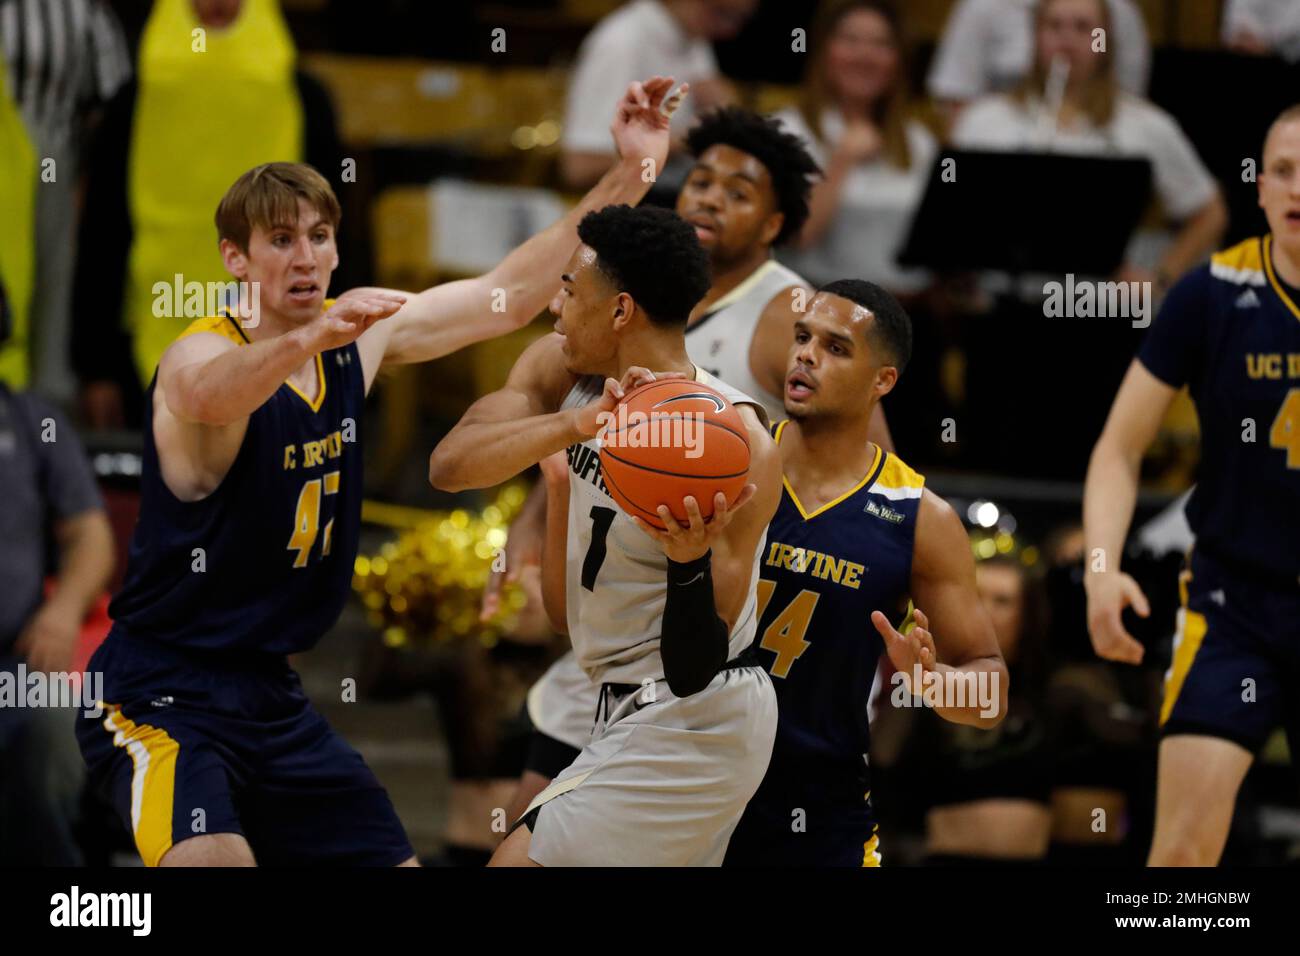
[755,579,819,678]
[289,471,340,568]
[1269,388,1300,469]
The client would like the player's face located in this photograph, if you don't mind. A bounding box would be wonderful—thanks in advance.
[550,244,621,375]
[1259,118,1300,256]
[784,292,896,420]
[975,563,1025,664]
[1036,0,1105,84]
[825,8,900,105]
[677,145,782,265]
[223,197,338,326]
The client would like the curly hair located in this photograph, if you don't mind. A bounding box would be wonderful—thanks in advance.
[576,205,711,325]
[686,107,822,245]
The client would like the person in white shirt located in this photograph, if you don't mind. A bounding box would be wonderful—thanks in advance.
[951,0,1226,291]
[560,0,757,190]
[774,0,938,298]
[1222,0,1300,62]
[929,0,1150,128]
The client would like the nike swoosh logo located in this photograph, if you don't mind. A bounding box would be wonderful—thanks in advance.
[678,572,705,586]
[653,392,726,413]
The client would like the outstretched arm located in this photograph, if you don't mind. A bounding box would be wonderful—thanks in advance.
[875,489,1008,728]
[359,78,686,389]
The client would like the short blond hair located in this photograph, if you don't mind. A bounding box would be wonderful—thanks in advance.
[215,162,342,252]
[1264,104,1300,157]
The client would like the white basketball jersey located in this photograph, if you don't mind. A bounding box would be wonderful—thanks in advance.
[559,367,769,686]
[685,258,806,424]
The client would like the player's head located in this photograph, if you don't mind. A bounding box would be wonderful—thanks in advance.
[216,162,341,326]
[550,205,711,375]
[678,108,820,265]
[784,279,911,422]
[1259,104,1300,257]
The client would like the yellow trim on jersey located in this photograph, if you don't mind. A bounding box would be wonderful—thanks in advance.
[100,705,180,867]
[285,353,328,413]
[1209,236,1268,287]
[178,313,249,347]
[1262,235,1300,323]
[177,301,336,413]
[873,454,926,496]
[1159,566,1208,726]
[862,826,882,867]
[775,425,883,521]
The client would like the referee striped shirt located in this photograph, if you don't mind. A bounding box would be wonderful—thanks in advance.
[0,0,131,156]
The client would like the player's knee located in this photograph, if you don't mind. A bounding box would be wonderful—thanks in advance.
[158,833,256,867]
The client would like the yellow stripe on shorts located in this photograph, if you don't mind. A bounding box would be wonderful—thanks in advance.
[1159,568,1208,726]
[101,705,181,867]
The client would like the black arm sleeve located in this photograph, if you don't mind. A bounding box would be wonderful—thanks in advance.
[660,550,730,698]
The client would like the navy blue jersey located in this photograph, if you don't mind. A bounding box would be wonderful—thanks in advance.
[109,309,365,654]
[754,422,924,771]
[1138,236,1300,582]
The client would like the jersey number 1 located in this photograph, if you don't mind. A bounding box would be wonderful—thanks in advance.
[289,471,340,568]
[581,506,617,590]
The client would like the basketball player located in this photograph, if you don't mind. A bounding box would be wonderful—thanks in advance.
[429,203,783,866]
[1084,104,1300,866]
[723,280,1008,867]
[74,77,683,867]
[496,108,893,821]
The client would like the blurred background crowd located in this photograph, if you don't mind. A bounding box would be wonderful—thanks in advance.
[1,0,1298,867]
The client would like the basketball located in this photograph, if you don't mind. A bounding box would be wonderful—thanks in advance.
[599,379,750,530]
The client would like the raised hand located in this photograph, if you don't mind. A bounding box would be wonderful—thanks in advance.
[302,288,406,354]
[610,76,688,176]
[874,606,938,694]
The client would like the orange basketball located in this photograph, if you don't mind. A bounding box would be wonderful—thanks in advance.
[599,379,751,530]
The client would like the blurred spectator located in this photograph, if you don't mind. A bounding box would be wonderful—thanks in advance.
[0,0,130,403]
[906,554,1055,864]
[0,382,114,865]
[0,42,35,392]
[773,0,936,296]
[929,0,1150,128]
[559,0,756,191]
[72,0,345,429]
[950,0,1226,290]
[1222,0,1300,62]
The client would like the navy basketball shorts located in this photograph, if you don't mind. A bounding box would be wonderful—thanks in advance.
[76,629,414,867]
[724,753,880,868]
[1160,547,1300,754]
